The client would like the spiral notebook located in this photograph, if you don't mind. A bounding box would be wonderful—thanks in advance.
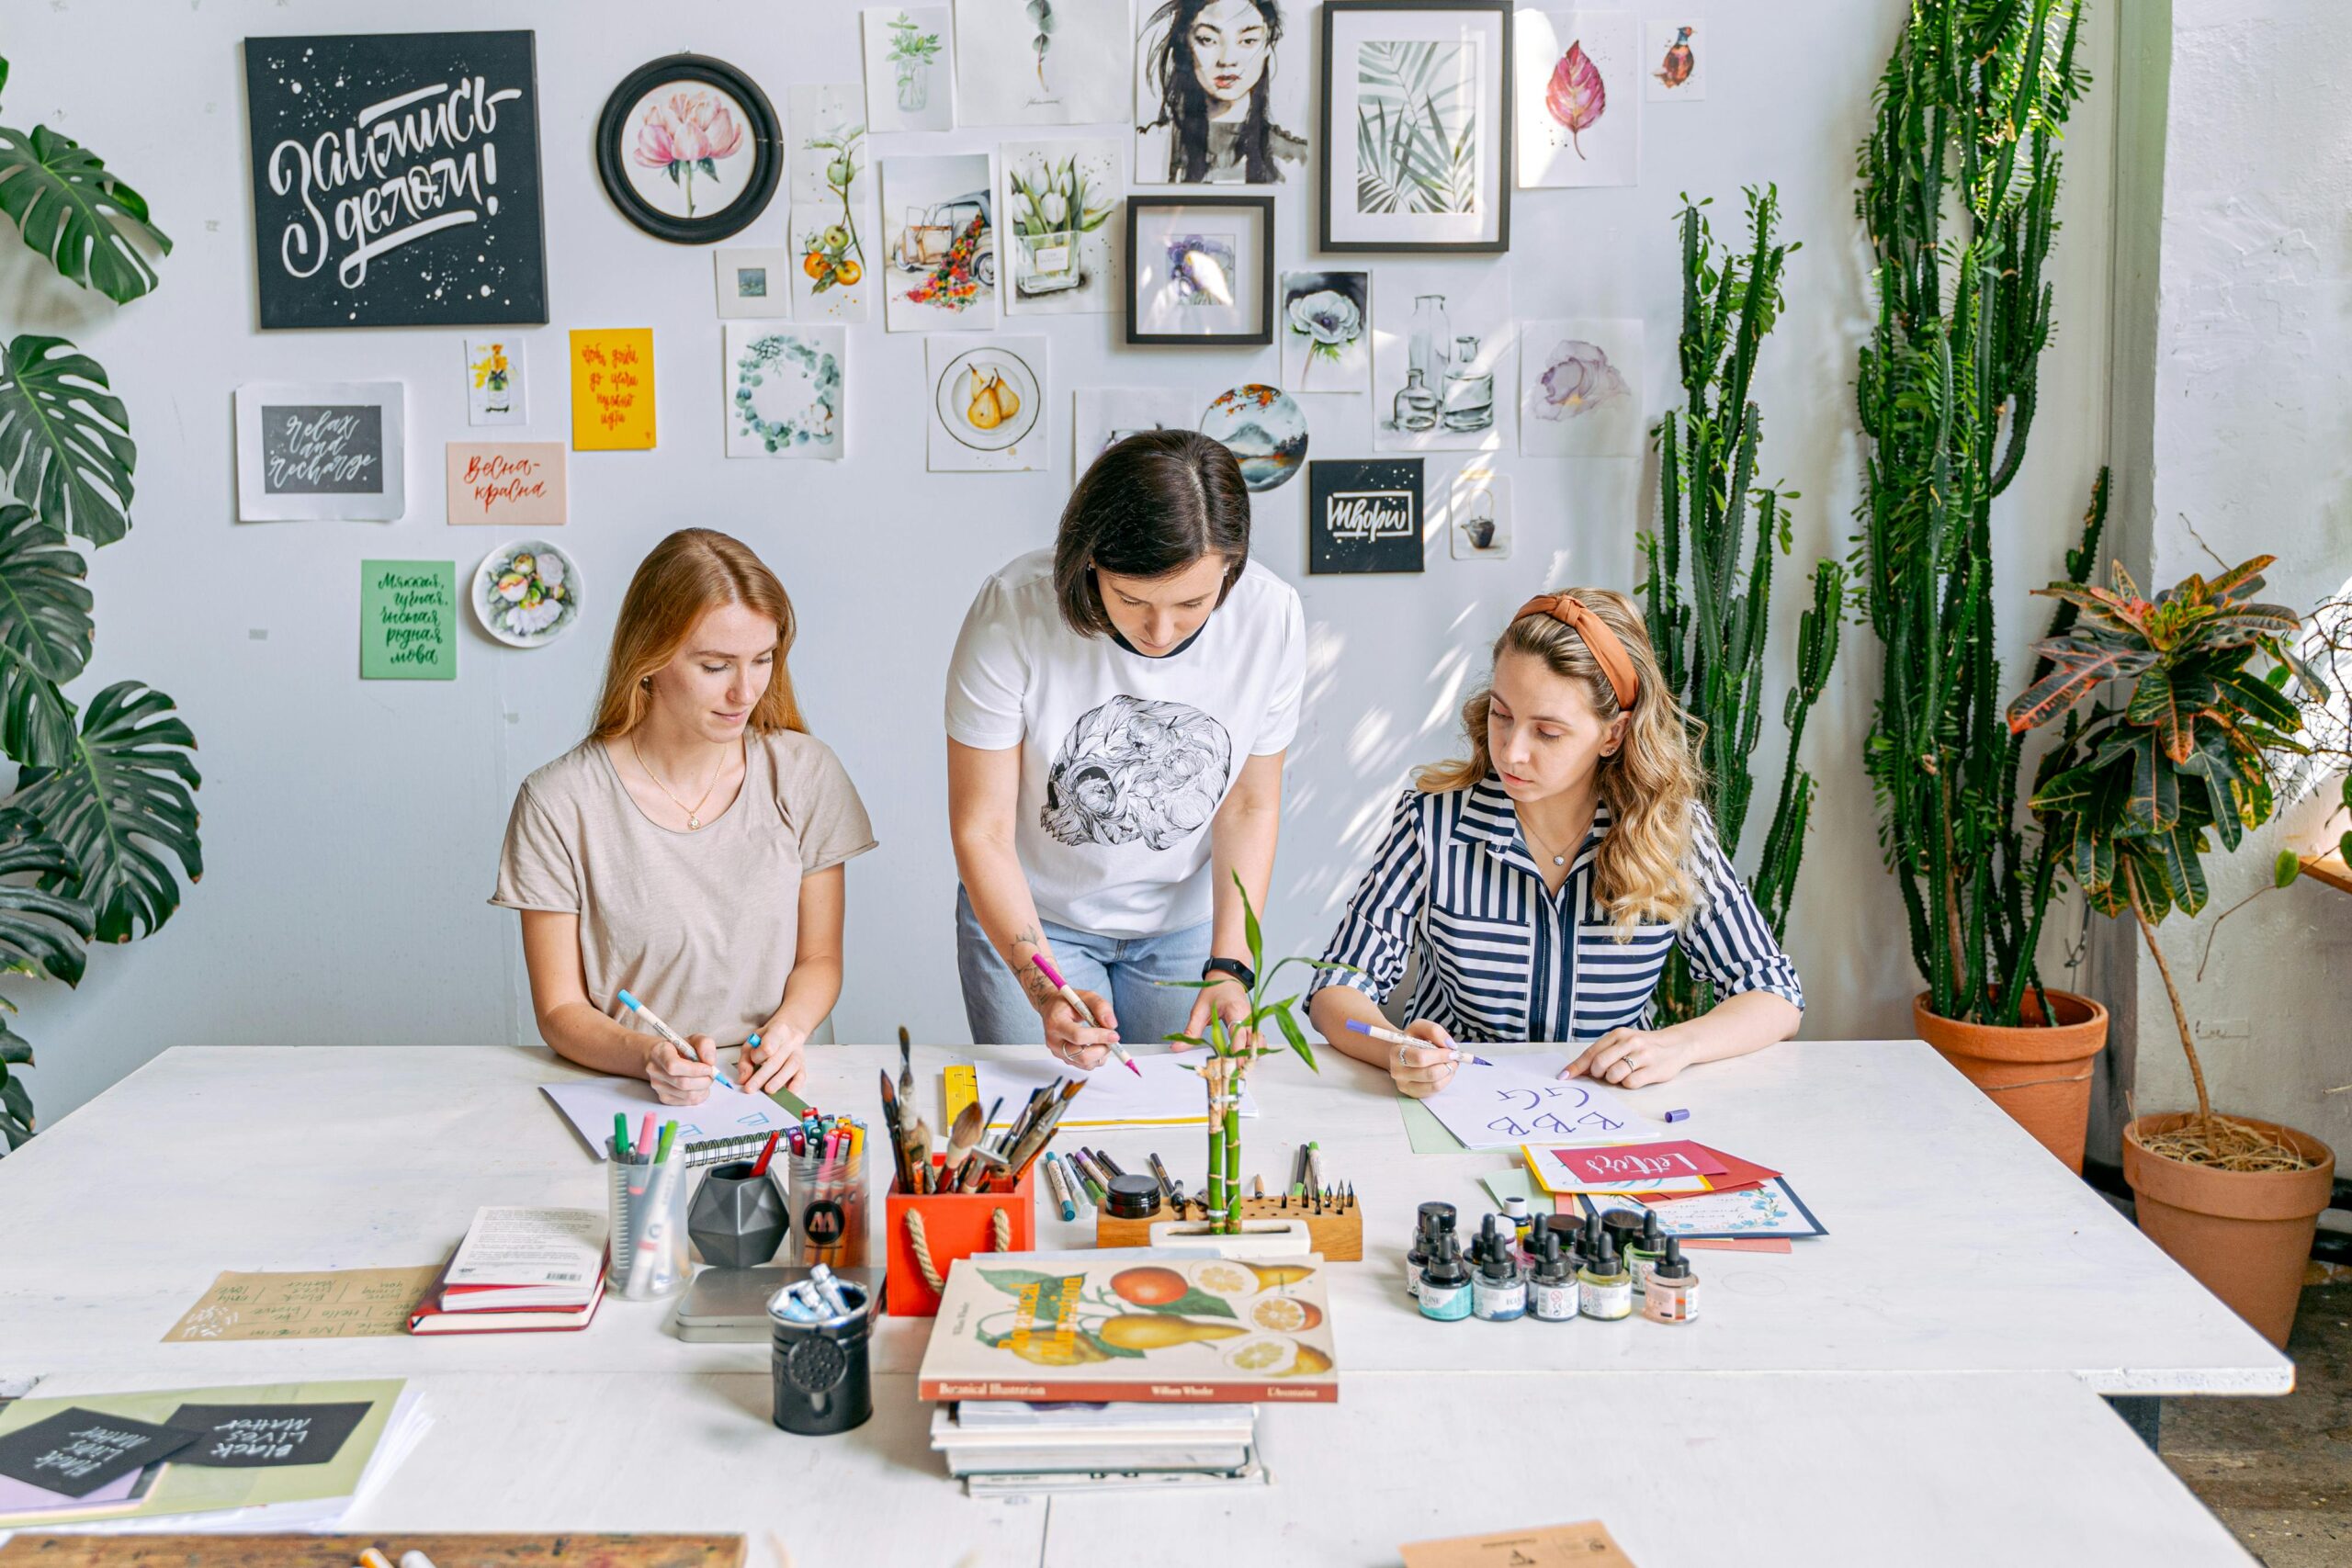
[539,1078,801,1165]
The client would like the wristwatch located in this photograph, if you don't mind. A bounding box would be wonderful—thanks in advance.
[1203,956,1257,992]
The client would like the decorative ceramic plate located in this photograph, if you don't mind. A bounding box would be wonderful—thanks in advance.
[472,537,582,649]
[933,344,1042,452]
[1200,383,1309,491]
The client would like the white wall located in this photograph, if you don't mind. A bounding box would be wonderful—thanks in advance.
[2099,0,2352,1162]
[0,0,2118,1127]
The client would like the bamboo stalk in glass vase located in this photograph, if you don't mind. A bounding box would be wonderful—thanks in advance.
[2005,552,2335,1348]
[1159,875,1357,1235]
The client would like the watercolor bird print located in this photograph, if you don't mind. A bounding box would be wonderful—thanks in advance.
[1655,26,1695,91]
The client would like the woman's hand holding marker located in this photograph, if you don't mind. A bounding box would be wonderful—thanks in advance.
[741,1025,808,1095]
[646,1032,719,1105]
[1565,1025,1698,1089]
[1344,1016,1487,1098]
[1030,953,1138,1076]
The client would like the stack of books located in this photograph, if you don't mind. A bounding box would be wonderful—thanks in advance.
[916,1247,1338,1495]
[0,1379,426,1532]
[929,1402,1261,1495]
[407,1204,606,1334]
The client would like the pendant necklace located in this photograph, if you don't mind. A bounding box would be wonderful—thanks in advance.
[631,736,722,830]
[1521,816,1569,869]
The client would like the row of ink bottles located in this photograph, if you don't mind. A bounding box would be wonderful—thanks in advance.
[1410,1198,1698,1324]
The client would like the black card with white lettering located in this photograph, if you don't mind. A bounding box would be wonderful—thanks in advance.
[1308,458,1426,574]
[0,1409,200,1497]
[164,1401,372,1470]
[243,31,548,329]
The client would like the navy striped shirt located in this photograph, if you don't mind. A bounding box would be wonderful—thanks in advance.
[1309,777,1804,1043]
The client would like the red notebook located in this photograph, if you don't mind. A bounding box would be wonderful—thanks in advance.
[407,1262,605,1335]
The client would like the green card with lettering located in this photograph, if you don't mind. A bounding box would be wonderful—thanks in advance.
[360,560,457,680]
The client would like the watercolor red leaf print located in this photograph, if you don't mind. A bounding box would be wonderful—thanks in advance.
[1546,41,1605,159]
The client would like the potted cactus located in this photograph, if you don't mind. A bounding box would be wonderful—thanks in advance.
[2006,553,2332,1348]
[1162,876,1352,1235]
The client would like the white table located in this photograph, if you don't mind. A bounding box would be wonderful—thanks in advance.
[0,1368,2253,1567]
[0,1043,2288,1394]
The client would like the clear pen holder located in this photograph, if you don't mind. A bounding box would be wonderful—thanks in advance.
[784,1142,868,1269]
[609,1156,692,1300]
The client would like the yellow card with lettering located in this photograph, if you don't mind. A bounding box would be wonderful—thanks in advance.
[570,327,656,449]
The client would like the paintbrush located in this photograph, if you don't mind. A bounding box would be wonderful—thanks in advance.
[897,1025,916,1117]
[878,1069,913,1193]
[1006,1077,1087,1184]
[909,1117,934,1193]
[938,1100,986,1185]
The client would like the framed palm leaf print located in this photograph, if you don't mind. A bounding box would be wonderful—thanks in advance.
[1319,1,1512,253]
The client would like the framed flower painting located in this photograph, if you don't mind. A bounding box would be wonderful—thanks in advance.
[1125,195,1273,345]
[596,54,783,243]
[1319,1,1513,253]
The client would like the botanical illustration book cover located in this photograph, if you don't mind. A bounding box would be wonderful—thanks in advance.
[919,1249,1337,1404]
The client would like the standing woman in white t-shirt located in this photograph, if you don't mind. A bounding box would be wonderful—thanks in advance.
[947,431,1306,1063]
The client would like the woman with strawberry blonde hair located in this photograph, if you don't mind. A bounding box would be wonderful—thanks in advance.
[1308,590,1801,1097]
[493,529,875,1105]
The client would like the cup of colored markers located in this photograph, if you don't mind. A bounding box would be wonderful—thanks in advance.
[783,1114,869,1269]
[608,1117,691,1301]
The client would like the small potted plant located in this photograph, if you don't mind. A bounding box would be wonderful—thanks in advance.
[1006,154,1112,299]
[2006,553,2333,1348]
[1161,876,1354,1235]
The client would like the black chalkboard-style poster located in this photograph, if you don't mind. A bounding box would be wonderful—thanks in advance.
[1308,458,1426,574]
[243,31,548,329]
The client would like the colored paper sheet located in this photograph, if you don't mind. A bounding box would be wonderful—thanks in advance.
[1576,1179,1826,1239]
[163,1265,445,1342]
[1551,1140,1728,1182]
[1403,1519,1638,1568]
[163,1402,371,1469]
[444,440,566,525]
[358,560,457,681]
[570,327,655,449]
[0,1409,198,1496]
[0,1381,406,1528]
[1398,1092,1465,1154]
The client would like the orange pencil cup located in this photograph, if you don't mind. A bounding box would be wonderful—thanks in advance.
[884,1159,1038,1317]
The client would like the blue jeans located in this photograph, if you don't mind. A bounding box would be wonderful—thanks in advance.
[955,886,1214,1047]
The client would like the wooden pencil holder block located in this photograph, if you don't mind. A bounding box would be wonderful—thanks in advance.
[884,1157,1038,1317]
[1094,1195,1364,1261]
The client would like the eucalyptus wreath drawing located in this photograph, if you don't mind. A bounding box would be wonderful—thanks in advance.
[1354,39,1479,216]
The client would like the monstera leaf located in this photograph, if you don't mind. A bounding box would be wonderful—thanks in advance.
[0,502,91,767]
[0,118,171,303]
[13,681,200,944]
[0,808,93,987]
[0,335,135,546]
[0,1000,34,1147]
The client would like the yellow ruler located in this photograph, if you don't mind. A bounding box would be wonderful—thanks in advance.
[942,1063,979,1127]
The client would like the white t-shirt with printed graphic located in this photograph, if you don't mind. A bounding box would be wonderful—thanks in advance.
[945,548,1306,937]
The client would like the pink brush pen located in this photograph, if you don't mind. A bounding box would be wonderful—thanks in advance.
[1030,953,1140,1077]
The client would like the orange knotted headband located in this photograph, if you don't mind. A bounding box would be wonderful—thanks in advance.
[1512,593,1640,711]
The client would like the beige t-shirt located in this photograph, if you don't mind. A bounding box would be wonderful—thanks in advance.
[491,729,876,1041]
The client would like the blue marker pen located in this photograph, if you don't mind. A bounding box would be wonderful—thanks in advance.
[1344,1018,1493,1066]
[617,988,737,1089]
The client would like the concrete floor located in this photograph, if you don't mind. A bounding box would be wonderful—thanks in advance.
[2163,1274,2352,1565]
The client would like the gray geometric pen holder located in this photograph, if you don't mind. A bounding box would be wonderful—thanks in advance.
[688,1161,789,1269]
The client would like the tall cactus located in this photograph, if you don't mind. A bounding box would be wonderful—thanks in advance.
[1640,186,1845,1022]
[1854,0,2094,1028]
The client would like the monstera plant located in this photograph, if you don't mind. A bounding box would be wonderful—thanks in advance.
[0,56,201,1147]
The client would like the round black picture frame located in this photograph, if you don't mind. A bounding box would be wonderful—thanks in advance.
[595,53,782,245]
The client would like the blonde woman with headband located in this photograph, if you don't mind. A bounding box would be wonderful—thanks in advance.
[1307,590,1802,1097]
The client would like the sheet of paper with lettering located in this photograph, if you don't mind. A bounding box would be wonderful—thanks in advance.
[1415,1054,1650,1149]
[539,1077,797,1161]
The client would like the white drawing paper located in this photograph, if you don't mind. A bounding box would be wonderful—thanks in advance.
[1415,1053,1648,1149]
[971,1052,1261,1130]
[1516,9,1640,189]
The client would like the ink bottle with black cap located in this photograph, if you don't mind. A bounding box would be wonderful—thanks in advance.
[1530,1232,1577,1322]
[1419,1235,1473,1322]
[1577,1232,1633,1321]
[1625,1210,1664,1295]
[1471,1227,1527,1321]
[1642,1238,1701,1324]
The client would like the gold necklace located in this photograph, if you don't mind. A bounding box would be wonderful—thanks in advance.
[630,736,725,830]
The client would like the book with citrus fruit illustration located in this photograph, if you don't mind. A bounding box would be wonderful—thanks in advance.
[918,1248,1339,1404]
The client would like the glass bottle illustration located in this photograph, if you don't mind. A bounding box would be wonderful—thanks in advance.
[1442,333,1495,433]
[1392,368,1440,431]
[1408,294,1453,389]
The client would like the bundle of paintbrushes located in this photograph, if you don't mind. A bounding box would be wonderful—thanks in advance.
[878,1030,1086,1197]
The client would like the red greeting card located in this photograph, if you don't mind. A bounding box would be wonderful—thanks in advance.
[1548,1141,1730,1186]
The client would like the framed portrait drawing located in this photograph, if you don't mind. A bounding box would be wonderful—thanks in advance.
[596,54,783,243]
[1319,1,1512,253]
[1125,194,1274,346]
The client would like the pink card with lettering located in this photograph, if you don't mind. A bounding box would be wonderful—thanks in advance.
[446,441,567,525]
[1549,1141,1731,1186]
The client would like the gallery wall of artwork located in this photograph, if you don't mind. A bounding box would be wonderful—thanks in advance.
[0,0,2122,1122]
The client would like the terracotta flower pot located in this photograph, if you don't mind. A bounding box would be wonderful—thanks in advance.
[2122,1113,2335,1349]
[1913,989,2109,1172]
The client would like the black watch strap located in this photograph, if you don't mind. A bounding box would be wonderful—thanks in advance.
[1204,956,1257,991]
